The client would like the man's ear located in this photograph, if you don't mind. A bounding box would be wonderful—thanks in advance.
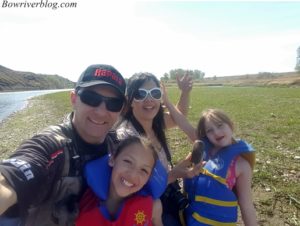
[70,90,77,106]
[108,157,115,167]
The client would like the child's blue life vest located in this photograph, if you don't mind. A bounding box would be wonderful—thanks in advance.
[84,155,168,201]
[184,139,255,226]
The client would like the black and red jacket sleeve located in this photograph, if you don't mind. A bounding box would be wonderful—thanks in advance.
[0,133,66,214]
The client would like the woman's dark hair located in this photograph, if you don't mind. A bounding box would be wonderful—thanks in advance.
[122,72,171,162]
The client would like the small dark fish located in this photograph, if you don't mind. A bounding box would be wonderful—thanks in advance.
[191,140,204,164]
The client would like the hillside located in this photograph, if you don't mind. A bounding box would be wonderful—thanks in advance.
[202,71,300,87]
[0,65,75,91]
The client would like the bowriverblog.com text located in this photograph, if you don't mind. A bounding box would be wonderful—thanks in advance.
[1,0,77,10]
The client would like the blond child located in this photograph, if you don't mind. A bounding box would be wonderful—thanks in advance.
[162,85,257,226]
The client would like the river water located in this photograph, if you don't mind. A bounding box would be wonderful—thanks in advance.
[0,89,71,123]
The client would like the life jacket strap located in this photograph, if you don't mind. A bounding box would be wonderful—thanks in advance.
[192,212,236,226]
[200,168,227,185]
[195,196,238,207]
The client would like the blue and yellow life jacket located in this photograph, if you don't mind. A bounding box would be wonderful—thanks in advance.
[184,139,255,226]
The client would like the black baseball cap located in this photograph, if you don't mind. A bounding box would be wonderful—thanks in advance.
[75,64,126,98]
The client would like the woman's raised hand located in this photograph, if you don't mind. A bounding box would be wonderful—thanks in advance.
[176,72,193,93]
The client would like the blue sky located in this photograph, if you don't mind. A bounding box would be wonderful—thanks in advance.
[137,2,300,37]
[0,1,300,81]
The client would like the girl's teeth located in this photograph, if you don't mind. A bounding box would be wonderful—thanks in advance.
[122,178,133,187]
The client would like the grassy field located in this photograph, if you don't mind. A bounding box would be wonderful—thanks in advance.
[0,87,299,225]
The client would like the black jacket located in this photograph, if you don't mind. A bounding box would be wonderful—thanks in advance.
[0,113,119,226]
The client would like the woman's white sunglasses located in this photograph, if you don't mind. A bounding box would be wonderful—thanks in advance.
[133,88,162,102]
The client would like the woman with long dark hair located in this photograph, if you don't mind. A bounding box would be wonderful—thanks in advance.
[115,72,201,226]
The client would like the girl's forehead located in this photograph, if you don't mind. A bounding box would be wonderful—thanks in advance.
[118,143,155,165]
[118,143,140,153]
[205,117,223,126]
[118,143,146,156]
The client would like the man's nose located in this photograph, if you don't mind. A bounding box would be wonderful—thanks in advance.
[94,101,109,114]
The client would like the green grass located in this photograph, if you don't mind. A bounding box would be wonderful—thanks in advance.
[0,87,299,225]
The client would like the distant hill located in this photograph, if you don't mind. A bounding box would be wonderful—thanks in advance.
[203,71,300,87]
[0,65,75,91]
[164,71,300,87]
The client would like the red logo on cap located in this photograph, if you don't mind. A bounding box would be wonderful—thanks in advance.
[94,69,123,86]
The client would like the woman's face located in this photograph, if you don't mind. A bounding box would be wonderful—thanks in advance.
[131,79,161,122]
[109,142,155,198]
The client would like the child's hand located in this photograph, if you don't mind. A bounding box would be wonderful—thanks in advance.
[168,153,202,183]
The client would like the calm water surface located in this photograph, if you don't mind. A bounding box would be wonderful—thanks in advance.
[0,89,71,123]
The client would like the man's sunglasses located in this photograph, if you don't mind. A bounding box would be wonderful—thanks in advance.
[133,88,162,102]
[77,89,124,112]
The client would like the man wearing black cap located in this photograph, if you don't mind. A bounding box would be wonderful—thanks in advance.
[0,64,126,226]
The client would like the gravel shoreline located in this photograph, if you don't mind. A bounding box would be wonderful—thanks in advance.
[0,92,71,159]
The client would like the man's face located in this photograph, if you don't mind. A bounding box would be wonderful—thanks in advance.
[71,85,123,144]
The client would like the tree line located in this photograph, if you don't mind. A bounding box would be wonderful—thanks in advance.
[161,68,205,82]
[161,46,300,81]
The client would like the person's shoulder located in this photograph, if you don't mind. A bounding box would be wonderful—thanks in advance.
[106,130,120,145]
[23,122,72,157]
[236,156,252,177]
[235,138,256,170]
[115,120,138,139]
[38,124,70,142]
[39,114,74,141]
[234,139,254,151]
[115,119,130,130]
